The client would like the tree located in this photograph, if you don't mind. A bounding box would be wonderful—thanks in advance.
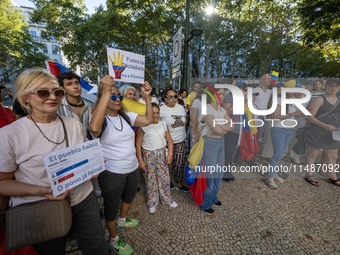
[0,0,47,81]
[298,0,339,47]
[298,0,340,74]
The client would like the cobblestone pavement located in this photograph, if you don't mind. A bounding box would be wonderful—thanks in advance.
[67,155,340,255]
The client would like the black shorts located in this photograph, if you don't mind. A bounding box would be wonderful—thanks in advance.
[98,169,139,221]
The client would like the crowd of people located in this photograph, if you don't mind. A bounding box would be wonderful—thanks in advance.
[0,68,339,255]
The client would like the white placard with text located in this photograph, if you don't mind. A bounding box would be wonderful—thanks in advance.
[43,139,105,196]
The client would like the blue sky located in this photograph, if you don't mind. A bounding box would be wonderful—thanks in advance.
[14,0,106,14]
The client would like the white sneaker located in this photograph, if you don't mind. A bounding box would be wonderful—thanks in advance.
[149,207,156,213]
[169,201,178,208]
[273,174,285,184]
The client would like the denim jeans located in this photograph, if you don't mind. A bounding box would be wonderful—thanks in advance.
[200,136,225,210]
[267,127,294,178]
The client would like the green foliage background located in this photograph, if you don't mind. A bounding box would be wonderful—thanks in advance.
[1,0,339,86]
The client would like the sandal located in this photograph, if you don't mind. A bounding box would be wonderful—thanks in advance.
[328,179,340,187]
[304,176,320,186]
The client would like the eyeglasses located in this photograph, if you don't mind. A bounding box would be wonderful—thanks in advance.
[167,95,178,99]
[30,88,65,99]
[110,95,124,101]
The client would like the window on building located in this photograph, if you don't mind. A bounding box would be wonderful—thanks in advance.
[52,45,58,55]
[30,30,38,40]
[42,44,48,54]
[41,31,48,40]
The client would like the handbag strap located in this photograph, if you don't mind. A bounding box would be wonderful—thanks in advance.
[152,123,167,146]
[315,95,340,120]
[58,115,69,147]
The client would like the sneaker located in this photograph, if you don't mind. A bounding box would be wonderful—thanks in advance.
[178,185,190,193]
[108,238,134,255]
[214,201,222,207]
[170,182,176,190]
[149,207,156,213]
[116,218,139,230]
[273,174,285,184]
[203,208,215,215]
[169,201,178,208]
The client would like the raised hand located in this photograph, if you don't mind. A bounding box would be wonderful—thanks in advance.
[109,52,126,79]
[101,75,114,96]
[140,81,152,99]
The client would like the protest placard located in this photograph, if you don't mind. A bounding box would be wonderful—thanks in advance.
[43,139,105,196]
[107,47,145,84]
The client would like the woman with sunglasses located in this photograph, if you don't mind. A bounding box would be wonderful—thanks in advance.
[0,68,108,255]
[89,75,154,255]
[160,89,189,192]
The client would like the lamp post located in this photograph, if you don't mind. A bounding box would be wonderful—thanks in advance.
[182,0,202,90]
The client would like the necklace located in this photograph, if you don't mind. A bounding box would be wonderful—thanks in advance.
[67,98,85,108]
[106,115,123,131]
[29,115,66,145]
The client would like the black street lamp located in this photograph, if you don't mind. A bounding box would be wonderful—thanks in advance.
[182,0,203,90]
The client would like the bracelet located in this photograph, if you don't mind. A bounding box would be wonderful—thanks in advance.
[138,157,143,161]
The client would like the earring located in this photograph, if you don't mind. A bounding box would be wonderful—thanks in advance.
[25,102,32,114]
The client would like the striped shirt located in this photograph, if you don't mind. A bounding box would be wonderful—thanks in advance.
[57,97,92,133]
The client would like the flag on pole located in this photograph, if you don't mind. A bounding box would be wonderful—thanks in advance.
[45,60,97,104]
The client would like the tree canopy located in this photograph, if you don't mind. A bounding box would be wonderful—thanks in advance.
[6,0,339,87]
[0,0,46,81]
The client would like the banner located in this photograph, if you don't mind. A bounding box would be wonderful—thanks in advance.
[107,48,145,84]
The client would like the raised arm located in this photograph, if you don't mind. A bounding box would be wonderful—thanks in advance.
[89,75,114,137]
[134,81,154,127]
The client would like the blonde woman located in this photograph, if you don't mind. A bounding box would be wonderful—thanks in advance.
[0,68,108,255]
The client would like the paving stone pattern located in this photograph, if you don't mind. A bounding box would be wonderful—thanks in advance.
[67,156,340,255]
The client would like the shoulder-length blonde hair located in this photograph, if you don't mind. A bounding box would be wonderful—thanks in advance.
[15,68,58,107]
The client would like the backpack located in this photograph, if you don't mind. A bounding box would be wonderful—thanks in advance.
[86,111,131,140]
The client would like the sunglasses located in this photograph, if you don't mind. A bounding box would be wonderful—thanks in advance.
[167,95,178,99]
[30,88,65,99]
[110,95,124,101]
